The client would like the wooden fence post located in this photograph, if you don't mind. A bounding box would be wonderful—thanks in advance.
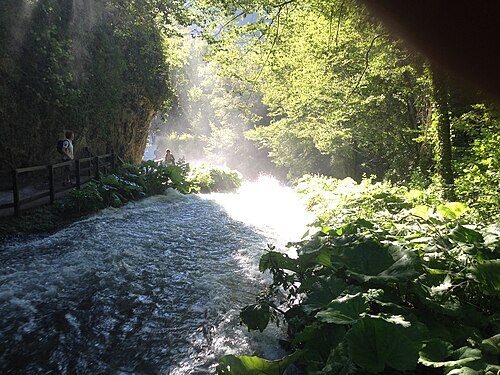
[75,159,81,189]
[48,165,55,204]
[94,156,100,180]
[12,170,20,216]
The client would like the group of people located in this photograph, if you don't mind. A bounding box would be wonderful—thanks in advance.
[154,147,176,165]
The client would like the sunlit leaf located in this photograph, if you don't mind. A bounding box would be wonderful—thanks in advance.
[217,351,302,375]
[336,223,358,236]
[410,205,434,220]
[405,190,423,200]
[436,202,468,220]
[430,275,453,296]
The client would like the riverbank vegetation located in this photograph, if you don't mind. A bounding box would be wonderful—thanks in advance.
[220,176,499,374]
[0,162,242,235]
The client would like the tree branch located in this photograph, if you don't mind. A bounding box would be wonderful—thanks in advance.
[252,6,283,85]
[272,0,296,8]
[335,0,346,47]
[213,10,248,38]
[343,33,386,104]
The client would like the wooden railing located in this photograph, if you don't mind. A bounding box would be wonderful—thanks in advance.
[0,153,118,216]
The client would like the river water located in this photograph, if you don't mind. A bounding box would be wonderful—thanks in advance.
[0,176,313,374]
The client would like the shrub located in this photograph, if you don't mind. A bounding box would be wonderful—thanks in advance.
[59,161,193,216]
[188,163,242,193]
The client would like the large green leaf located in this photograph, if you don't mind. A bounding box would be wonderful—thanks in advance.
[346,315,421,373]
[447,367,482,375]
[259,252,298,273]
[481,333,500,368]
[449,225,484,244]
[240,303,271,332]
[482,333,500,356]
[419,339,482,368]
[217,351,302,375]
[410,205,434,220]
[303,276,348,313]
[294,324,347,370]
[436,202,468,220]
[330,240,394,277]
[371,246,420,283]
[331,241,420,283]
[471,260,500,295]
[418,338,453,367]
[316,293,368,324]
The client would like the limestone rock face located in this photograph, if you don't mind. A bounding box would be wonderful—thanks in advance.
[0,106,154,170]
[111,106,156,164]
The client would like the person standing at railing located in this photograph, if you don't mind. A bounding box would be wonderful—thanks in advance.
[60,131,74,185]
[164,149,175,165]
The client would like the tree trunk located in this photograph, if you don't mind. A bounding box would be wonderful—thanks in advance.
[430,67,455,200]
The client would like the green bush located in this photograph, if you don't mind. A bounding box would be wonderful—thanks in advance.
[59,181,105,215]
[188,163,242,193]
[295,174,443,228]
[59,161,193,216]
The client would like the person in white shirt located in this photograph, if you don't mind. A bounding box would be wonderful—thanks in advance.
[61,131,74,185]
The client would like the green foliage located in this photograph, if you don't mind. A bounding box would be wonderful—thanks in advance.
[60,181,105,215]
[0,0,189,167]
[453,105,500,222]
[193,0,434,181]
[188,163,242,193]
[140,159,193,195]
[59,161,192,216]
[222,177,499,374]
[217,351,302,375]
[295,174,443,228]
[155,36,278,179]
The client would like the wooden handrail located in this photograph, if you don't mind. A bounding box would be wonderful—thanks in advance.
[0,152,120,216]
[15,165,49,173]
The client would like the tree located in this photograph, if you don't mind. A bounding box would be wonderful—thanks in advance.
[194,0,433,181]
[430,67,455,199]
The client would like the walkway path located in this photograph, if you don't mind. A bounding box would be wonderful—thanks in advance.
[0,177,92,216]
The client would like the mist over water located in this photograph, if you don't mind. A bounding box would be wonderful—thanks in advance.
[0,177,311,374]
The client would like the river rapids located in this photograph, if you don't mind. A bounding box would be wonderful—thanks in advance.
[0,176,313,374]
